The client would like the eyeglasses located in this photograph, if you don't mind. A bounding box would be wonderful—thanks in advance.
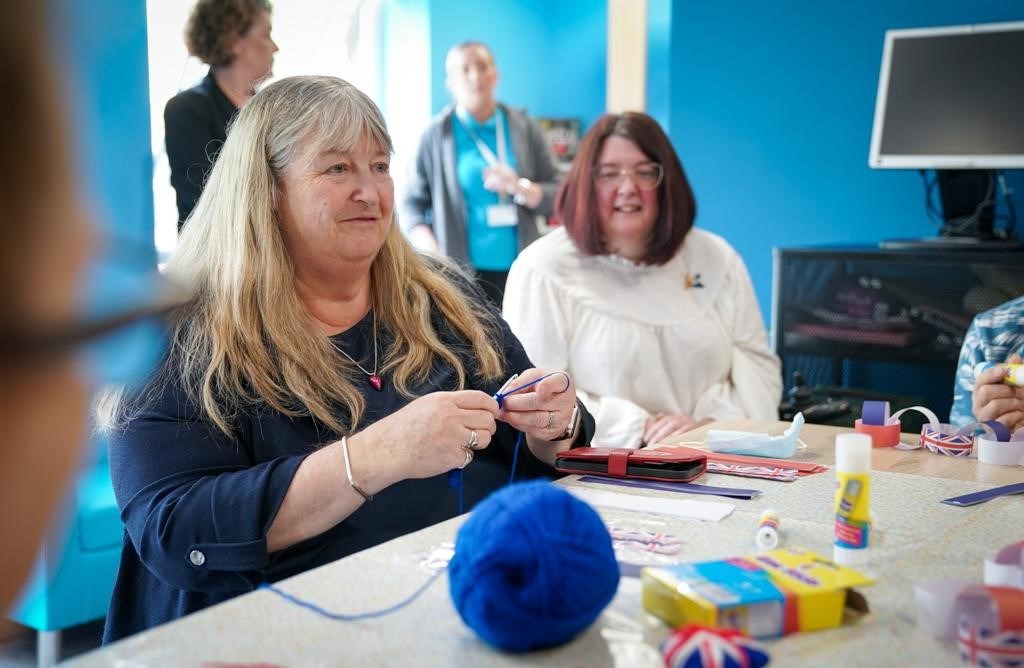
[0,292,183,368]
[593,163,664,190]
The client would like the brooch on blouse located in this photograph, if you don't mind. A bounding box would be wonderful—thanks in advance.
[684,272,704,289]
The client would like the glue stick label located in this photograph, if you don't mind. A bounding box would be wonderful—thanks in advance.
[834,473,870,549]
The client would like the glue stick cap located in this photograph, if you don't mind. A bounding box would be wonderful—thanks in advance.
[756,527,778,551]
[835,433,871,473]
[833,543,868,566]
[755,509,780,551]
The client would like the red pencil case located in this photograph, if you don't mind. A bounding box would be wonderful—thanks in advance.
[554,446,707,482]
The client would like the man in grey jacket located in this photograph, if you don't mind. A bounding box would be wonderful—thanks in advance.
[399,41,560,306]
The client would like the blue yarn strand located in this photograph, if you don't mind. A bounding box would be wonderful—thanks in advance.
[448,468,464,515]
[493,371,565,407]
[445,373,561,519]
[509,431,523,484]
[495,372,562,487]
[260,570,443,621]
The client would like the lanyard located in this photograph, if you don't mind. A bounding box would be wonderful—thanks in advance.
[456,108,507,167]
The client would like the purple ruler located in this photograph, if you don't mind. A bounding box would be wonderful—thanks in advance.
[577,475,761,500]
[941,482,1024,507]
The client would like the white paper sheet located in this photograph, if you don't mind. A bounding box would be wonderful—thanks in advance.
[568,487,735,522]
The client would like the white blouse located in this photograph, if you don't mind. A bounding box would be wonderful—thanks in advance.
[503,226,782,448]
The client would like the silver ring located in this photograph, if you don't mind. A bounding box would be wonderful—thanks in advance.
[465,430,479,451]
[546,411,556,429]
[458,448,474,469]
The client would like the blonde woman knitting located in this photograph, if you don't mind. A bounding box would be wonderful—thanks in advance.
[100,76,593,642]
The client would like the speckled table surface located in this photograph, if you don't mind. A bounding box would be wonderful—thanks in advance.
[69,426,1023,667]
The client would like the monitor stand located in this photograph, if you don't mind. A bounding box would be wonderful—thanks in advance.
[879,236,1020,250]
[881,169,1018,250]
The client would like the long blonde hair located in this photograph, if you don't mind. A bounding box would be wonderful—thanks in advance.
[108,76,504,436]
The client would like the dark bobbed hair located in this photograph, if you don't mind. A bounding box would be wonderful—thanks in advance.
[185,0,272,67]
[556,112,696,265]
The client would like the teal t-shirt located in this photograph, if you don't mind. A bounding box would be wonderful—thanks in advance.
[453,108,518,271]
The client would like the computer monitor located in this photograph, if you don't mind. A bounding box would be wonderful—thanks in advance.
[869,21,1024,244]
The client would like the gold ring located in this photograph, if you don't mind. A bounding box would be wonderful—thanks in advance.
[458,448,474,469]
[546,411,556,429]
[465,430,479,451]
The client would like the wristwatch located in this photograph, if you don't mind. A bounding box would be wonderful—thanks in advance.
[554,399,582,442]
[513,177,532,206]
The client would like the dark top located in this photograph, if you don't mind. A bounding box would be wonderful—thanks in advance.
[164,70,238,230]
[103,286,594,643]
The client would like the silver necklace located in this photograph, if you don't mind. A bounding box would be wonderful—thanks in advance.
[331,312,383,391]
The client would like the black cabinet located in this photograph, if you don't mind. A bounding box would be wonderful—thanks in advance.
[772,246,1024,427]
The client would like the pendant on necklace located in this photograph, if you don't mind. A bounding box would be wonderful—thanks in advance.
[369,374,384,391]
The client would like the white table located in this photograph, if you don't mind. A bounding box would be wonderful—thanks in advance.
[69,422,1023,666]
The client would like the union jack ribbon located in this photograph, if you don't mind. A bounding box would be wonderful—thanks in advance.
[957,620,1024,666]
[608,526,682,555]
[921,426,974,458]
[661,624,771,668]
[707,461,799,482]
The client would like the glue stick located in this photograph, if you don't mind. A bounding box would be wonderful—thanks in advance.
[755,509,780,551]
[834,433,871,566]
[1003,364,1024,387]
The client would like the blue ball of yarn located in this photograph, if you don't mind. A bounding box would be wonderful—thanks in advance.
[448,480,620,652]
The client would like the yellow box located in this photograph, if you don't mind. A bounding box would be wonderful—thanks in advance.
[641,547,872,637]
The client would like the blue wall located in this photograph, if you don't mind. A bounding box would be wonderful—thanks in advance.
[55,0,165,387]
[55,0,154,253]
[665,1,1024,323]
[647,0,672,129]
[426,0,606,128]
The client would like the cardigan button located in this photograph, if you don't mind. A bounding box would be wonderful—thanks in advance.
[189,549,206,566]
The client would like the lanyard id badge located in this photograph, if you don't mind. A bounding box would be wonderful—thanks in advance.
[458,109,519,228]
[486,203,518,227]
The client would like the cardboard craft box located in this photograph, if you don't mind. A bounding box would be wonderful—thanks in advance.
[642,547,873,638]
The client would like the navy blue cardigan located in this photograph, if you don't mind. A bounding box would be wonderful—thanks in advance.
[164,70,237,230]
[104,298,594,643]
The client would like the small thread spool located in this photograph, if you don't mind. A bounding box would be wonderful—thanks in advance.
[755,509,780,551]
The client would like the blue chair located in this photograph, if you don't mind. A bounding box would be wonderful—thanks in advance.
[8,436,122,667]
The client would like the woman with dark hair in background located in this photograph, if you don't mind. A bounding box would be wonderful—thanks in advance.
[504,112,781,449]
[165,0,277,230]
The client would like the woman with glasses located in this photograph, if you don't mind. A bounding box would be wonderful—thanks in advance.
[99,75,592,641]
[504,112,781,448]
